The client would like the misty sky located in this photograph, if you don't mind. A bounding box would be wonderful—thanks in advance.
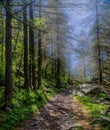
[66,0,94,72]
[67,0,110,76]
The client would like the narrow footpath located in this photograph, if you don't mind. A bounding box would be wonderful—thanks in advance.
[17,86,92,130]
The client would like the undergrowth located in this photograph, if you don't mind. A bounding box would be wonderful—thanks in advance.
[76,95,110,129]
[76,95,108,118]
[0,79,68,130]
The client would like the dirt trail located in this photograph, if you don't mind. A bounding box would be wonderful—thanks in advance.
[17,86,92,130]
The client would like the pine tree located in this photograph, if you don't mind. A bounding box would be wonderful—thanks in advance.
[4,0,13,107]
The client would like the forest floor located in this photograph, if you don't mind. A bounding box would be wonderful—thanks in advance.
[16,85,98,130]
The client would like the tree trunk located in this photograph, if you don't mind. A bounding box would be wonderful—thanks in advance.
[96,0,102,83]
[29,1,32,88]
[52,34,55,78]
[23,0,29,89]
[18,47,23,90]
[1,7,4,62]
[38,30,42,88]
[38,0,42,89]
[4,0,13,107]
[56,56,61,88]
[83,60,86,79]
[13,29,20,54]
[43,49,47,78]
[56,23,61,88]
[29,0,36,89]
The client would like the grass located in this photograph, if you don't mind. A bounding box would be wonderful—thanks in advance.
[76,95,108,118]
[76,95,110,129]
[0,79,68,130]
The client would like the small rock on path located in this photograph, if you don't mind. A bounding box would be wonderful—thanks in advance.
[17,86,92,130]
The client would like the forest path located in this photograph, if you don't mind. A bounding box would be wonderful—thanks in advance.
[17,86,92,130]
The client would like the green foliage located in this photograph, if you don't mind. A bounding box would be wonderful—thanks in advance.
[98,93,108,99]
[33,17,47,30]
[0,79,67,130]
[1,105,38,129]
[76,96,110,130]
[76,95,108,118]
[61,76,68,86]
[0,94,44,129]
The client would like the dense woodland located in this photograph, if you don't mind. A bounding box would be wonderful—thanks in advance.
[0,0,70,107]
[0,0,110,129]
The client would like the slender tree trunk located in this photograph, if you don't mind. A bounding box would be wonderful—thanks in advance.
[83,60,86,79]
[38,30,42,88]
[29,46,32,87]
[43,49,47,78]
[18,47,23,90]
[13,29,20,54]
[68,66,71,84]
[54,58,57,79]
[0,7,4,62]
[1,32,4,62]
[52,29,55,78]
[23,0,29,89]
[96,0,102,83]
[4,0,13,107]
[52,49,54,78]
[38,0,42,88]
[29,1,33,88]
[30,1,36,89]
[56,23,61,88]
[56,56,61,88]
